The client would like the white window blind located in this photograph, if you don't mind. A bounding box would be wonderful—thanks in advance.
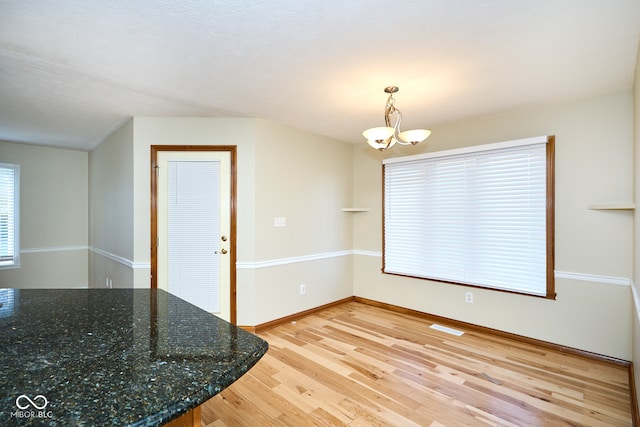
[168,160,221,313]
[383,136,552,297]
[0,163,19,269]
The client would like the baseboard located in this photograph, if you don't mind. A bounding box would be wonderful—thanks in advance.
[251,295,631,366]
[354,296,630,367]
[250,295,638,425]
[252,297,355,333]
[353,296,638,427]
[629,363,640,427]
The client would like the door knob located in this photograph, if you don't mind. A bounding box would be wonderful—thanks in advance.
[215,248,228,255]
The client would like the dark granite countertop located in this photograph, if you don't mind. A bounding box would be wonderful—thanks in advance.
[0,289,268,426]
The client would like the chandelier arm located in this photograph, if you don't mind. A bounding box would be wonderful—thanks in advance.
[393,108,402,135]
[384,104,394,127]
[385,106,410,145]
[394,108,413,145]
[384,105,401,129]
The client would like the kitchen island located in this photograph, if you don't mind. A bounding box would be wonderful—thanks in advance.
[0,289,268,426]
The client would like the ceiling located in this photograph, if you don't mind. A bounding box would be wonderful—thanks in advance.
[1,1,639,151]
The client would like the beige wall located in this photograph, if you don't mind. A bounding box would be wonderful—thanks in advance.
[89,119,134,260]
[249,120,354,325]
[88,119,135,288]
[130,117,258,290]
[253,120,354,259]
[130,117,354,325]
[0,141,88,288]
[632,38,640,410]
[353,90,634,360]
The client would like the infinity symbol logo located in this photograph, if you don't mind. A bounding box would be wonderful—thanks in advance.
[15,394,48,410]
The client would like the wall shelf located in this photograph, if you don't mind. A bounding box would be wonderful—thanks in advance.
[341,208,370,212]
[587,203,635,210]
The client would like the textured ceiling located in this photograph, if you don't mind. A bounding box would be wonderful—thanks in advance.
[1,0,639,151]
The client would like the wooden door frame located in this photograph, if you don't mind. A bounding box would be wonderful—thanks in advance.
[150,145,237,324]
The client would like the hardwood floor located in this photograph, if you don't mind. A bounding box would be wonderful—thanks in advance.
[201,301,632,426]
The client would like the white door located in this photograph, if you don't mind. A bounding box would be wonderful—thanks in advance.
[156,151,231,322]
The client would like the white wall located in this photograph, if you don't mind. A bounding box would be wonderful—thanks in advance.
[0,141,88,288]
[353,90,634,360]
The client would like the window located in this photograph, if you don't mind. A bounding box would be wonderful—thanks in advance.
[0,163,20,269]
[383,136,554,298]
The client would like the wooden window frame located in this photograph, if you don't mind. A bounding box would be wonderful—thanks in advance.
[382,136,555,299]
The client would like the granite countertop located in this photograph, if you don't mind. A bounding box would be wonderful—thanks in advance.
[0,289,268,426]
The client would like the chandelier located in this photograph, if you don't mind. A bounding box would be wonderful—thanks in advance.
[362,86,431,151]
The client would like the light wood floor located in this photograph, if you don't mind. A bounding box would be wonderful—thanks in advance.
[201,301,633,426]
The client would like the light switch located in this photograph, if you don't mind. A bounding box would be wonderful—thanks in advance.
[274,217,286,227]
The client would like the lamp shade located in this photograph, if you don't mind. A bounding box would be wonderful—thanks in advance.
[363,127,396,150]
[397,129,431,145]
[362,127,395,142]
[366,137,397,150]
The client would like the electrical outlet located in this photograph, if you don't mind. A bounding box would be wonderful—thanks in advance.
[299,283,306,295]
[274,217,286,227]
[465,292,473,303]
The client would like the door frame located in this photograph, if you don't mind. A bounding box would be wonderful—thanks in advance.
[150,145,237,324]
